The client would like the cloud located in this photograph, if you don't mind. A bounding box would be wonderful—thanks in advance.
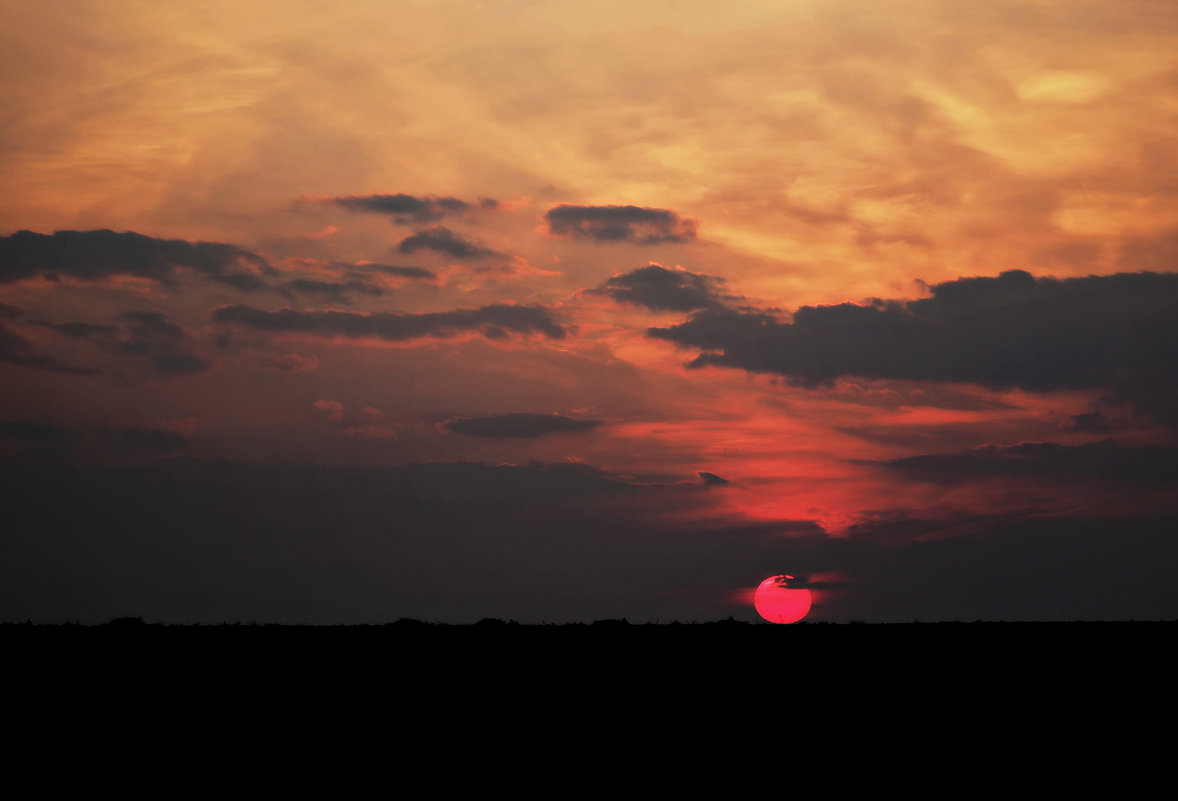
[204,259,438,299]
[285,278,385,302]
[327,193,494,224]
[5,454,1177,623]
[443,413,603,438]
[310,400,397,439]
[807,515,1178,622]
[0,229,267,285]
[698,471,730,485]
[873,440,1178,487]
[10,311,208,379]
[1060,411,1112,434]
[1119,228,1178,272]
[648,305,780,354]
[31,321,120,339]
[838,509,1000,547]
[117,311,211,377]
[396,226,499,259]
[0,303,21,319]
[0,419,191,461]
[0,420,67,444]
[116,426,190,454]
[650,270,1178,398]
[594,263,730,311]
[211,303,566,342]
[342,262,436,281]
[544,205,698,244]
[0,456,806,623]
[341,424,398,440]
[312,399,345,421]
[252,351,320,372]
[0,320,100,375]
[280,262,436,301]
[209,273,270,292]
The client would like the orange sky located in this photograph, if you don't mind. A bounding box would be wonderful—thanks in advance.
[4,1,1178,622]
[7,0,1178,293]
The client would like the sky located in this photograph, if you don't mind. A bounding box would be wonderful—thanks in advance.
[3,0,1178,623]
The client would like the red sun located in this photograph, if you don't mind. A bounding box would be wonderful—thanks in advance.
[754,575,812,624]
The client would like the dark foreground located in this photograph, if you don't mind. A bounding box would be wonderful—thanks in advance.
[8,618,1172,672]
[9,616,1173,640]
[7,620,1171,730]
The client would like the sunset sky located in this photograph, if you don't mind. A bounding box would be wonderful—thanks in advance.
[4,0,1178,623]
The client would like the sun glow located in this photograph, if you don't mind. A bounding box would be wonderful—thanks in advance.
[753,575,812,624]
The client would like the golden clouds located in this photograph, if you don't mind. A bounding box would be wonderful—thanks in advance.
[2,0,1177,305]
[1017,71,1111,104]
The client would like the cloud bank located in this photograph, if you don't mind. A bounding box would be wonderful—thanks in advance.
[212,303,566,342]
[595,264,729,311]
[328,193,496,224]
[397,227,499,259]
[443,413,603,438]
[544,205,698,244]
[0,230,266,285]
[650,270,1178,399]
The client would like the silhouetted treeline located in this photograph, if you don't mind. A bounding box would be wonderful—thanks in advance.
[5,615,1177,627]
[5,618,1169,705]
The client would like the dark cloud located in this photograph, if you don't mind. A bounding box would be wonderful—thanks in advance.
[3,310,209,379]
[0,320,99,375]
[0,458,771,623]
[0,419,191,464]
[698,471,730,485]
[0,302,21,319]
[117,311,211,377]
[803,516,1178,622]
[120,311,188,340]
[285,278,385,303]
[836,422,1008,453]
[335,262,435,281]
[328,193,486,224]
[772,574,811,589]
[211,303,566,342]
[595,264,730,311]
[253,351,319,372]
[443,413,603,438]
[544,205,698,244]
[397,226,498,259]
[0,229,266,285]
[116,426,190,454]
[825,380,1016,412]
[0,421,67,444]
[873,440,1178,487]
[31,321,120,339]
[650,271,1178,402]
[648,306,780,354]
[1061,411,1112,434]
[4,456,1176,623]
[209,273,270,292]
[205,261,437,299]
[839,508,1000,547]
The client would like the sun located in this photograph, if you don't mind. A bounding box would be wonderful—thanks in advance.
[754,574,812,624]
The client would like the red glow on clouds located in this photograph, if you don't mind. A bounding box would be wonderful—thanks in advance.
[4,1,1178,624]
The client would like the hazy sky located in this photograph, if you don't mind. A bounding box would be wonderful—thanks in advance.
[4,0,1178,623]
